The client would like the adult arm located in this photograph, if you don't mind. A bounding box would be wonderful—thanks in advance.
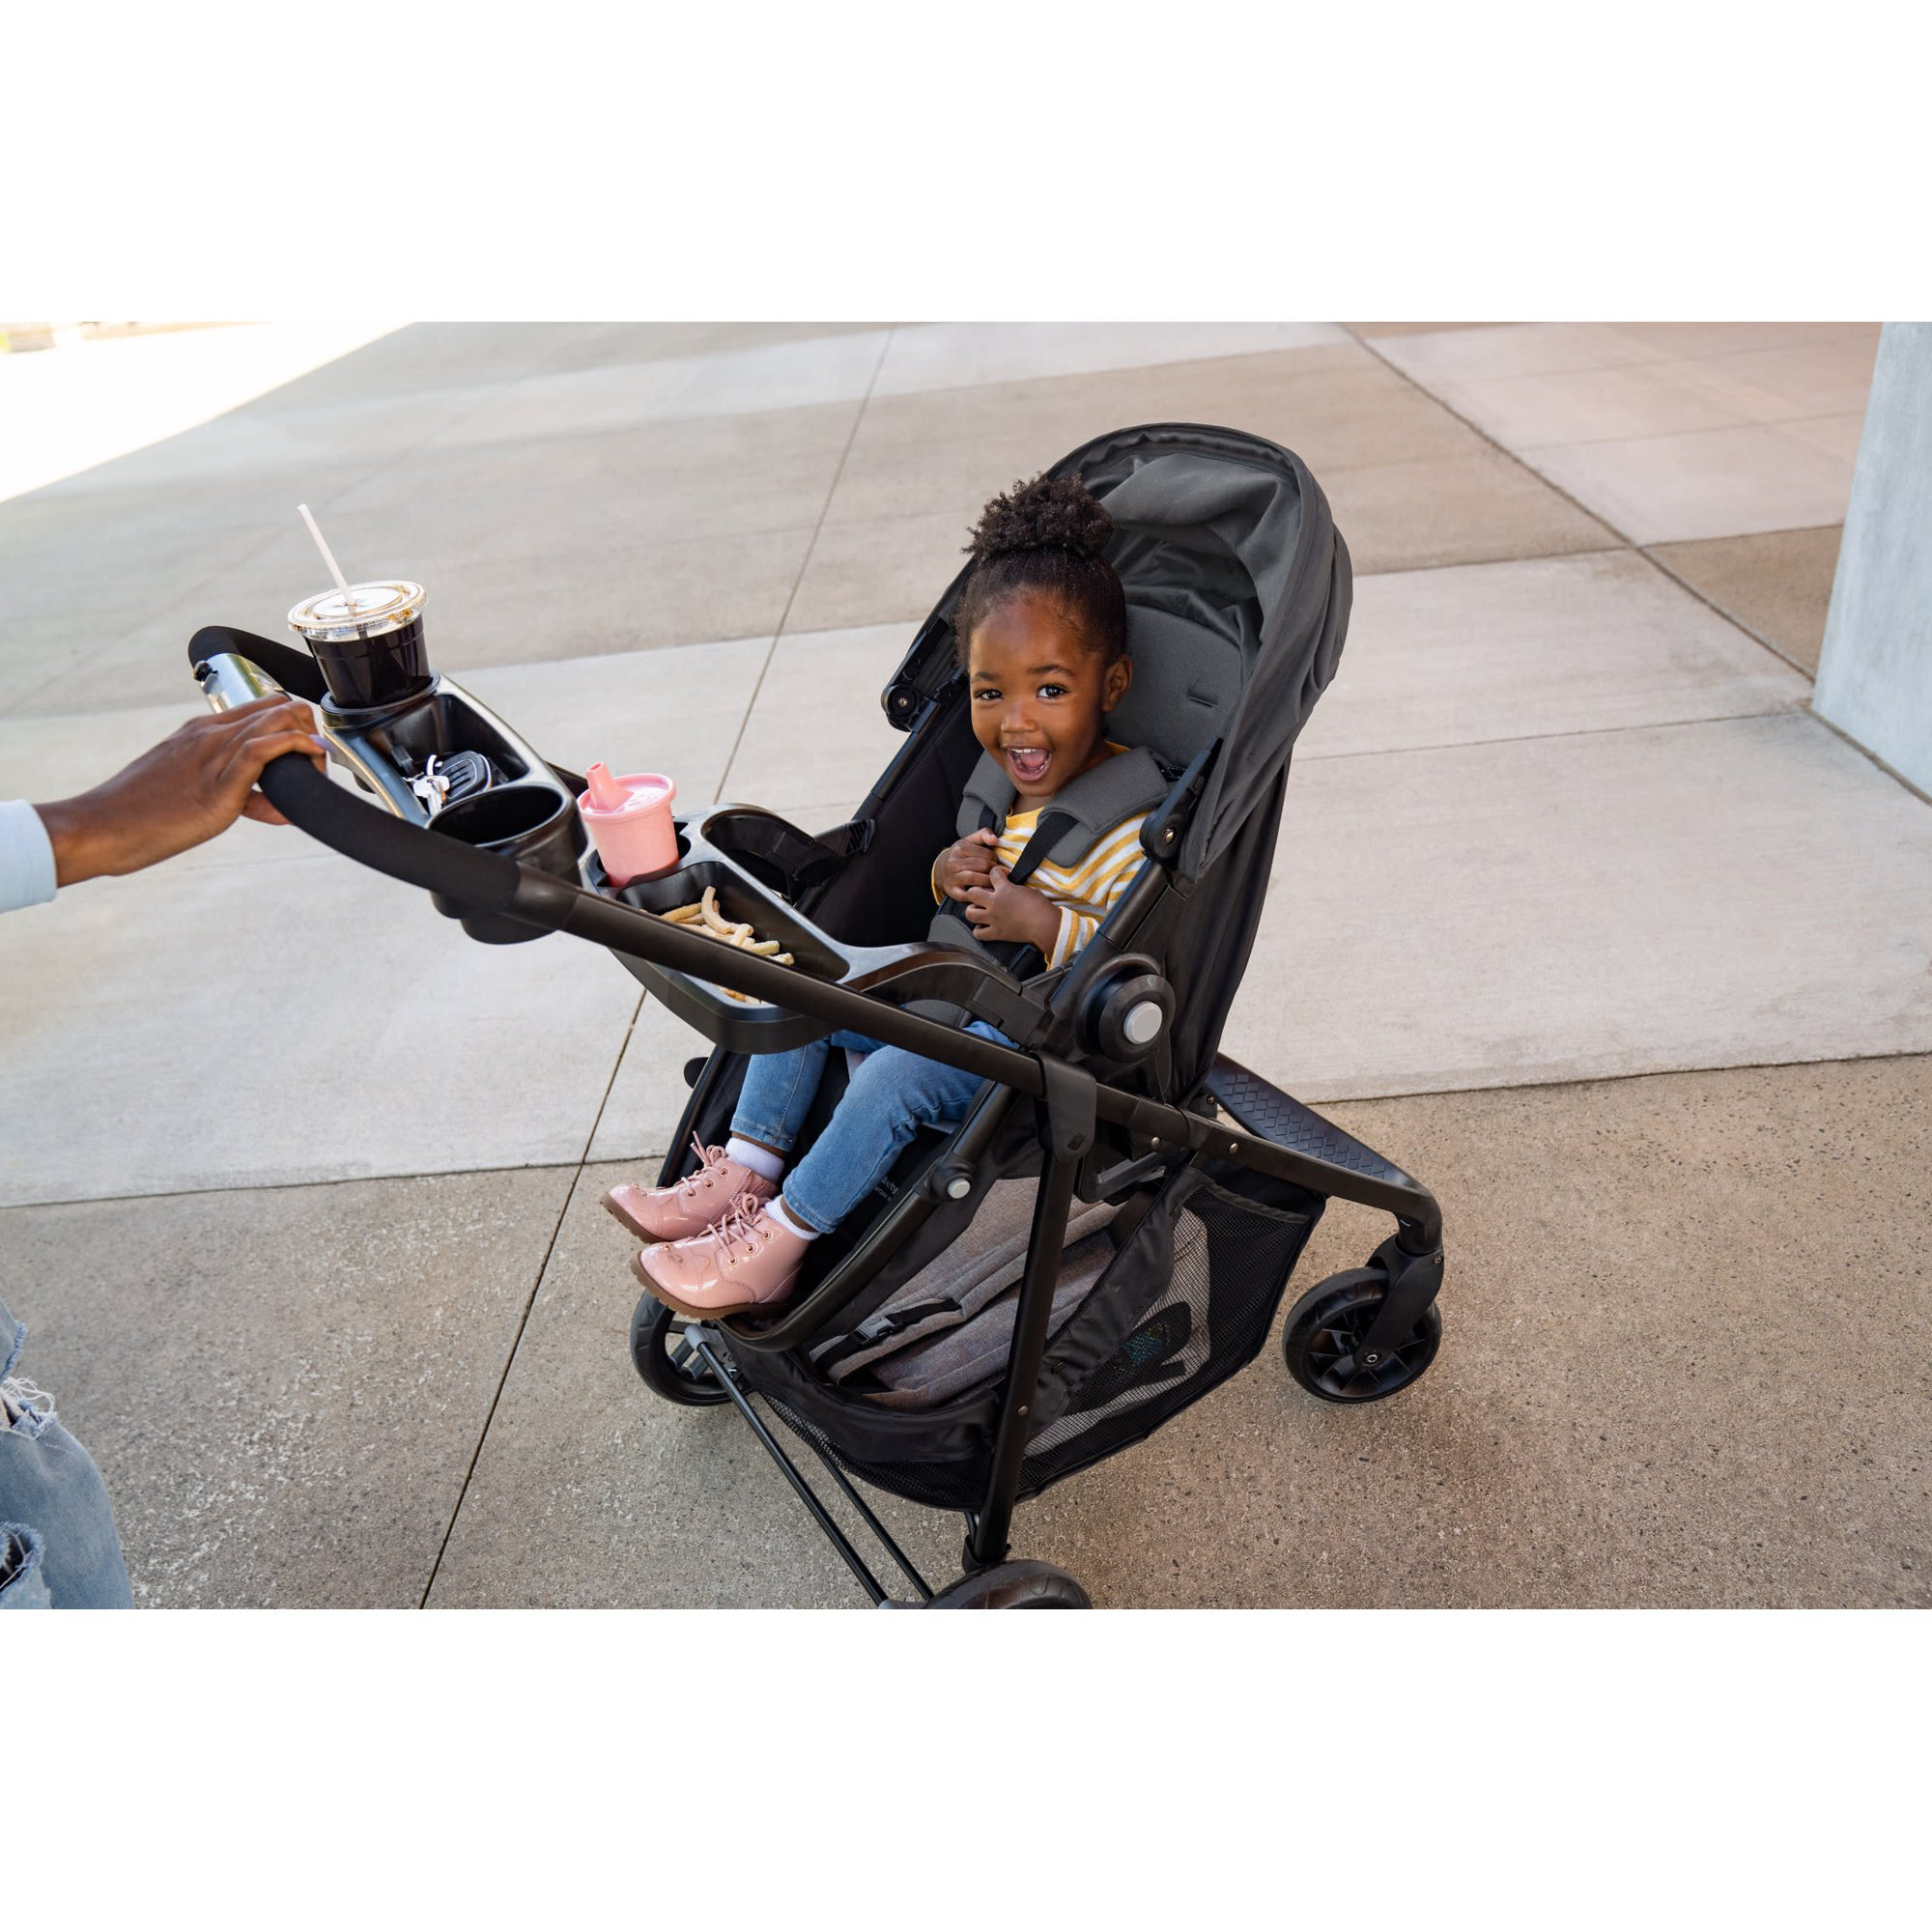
[19,696,326,895]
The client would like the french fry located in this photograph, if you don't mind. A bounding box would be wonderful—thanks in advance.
[652,885,800,993]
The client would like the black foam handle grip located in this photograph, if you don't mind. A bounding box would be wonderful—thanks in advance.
[254,750,522,912]
[186,626,328,702]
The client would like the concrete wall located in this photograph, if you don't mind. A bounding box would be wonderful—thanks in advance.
[1814,322,1932,794]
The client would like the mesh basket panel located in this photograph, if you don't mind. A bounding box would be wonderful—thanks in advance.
[1015,1175,1313,1495]
[753,1165,1317,1514]
[761,1392,986,1513]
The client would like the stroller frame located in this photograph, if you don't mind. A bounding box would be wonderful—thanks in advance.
[187,422,1446,1608]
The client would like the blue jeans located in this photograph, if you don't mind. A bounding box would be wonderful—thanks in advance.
[731,1023,1005,1235]
[0,1294,132,1610]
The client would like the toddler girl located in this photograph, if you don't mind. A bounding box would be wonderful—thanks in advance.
[608,471,1149,1318]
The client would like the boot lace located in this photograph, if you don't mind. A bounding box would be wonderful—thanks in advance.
[673,1135,731,1202]
[707,1191,776,1267]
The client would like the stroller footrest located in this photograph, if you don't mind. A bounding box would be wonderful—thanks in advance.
[1204,1057,1414,1190]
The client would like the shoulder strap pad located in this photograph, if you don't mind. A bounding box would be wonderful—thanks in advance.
[1033,745,1178,866]
[954,745,1177,864]
[956,752,1012,838]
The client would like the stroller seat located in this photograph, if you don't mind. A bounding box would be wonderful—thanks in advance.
[646,422,1392,1517]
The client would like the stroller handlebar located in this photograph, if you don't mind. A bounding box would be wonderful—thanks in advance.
[192,647,525,915]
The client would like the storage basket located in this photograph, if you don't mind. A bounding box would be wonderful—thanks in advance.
[730,1157,1324,1511]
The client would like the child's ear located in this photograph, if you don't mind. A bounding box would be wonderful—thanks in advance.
[1102,656,1133,713]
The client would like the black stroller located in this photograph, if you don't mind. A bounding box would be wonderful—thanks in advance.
[189,422,1445,1608]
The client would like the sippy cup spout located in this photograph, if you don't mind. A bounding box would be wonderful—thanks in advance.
[583,762,630,811]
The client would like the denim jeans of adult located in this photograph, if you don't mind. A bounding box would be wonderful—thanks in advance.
[0,1293,133,1610]
[730,1022,1005,1235]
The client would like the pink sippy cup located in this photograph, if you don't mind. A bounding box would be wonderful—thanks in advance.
[579,763,679,886]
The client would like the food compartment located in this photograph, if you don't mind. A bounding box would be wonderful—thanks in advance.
[617,860,845,984]
[596,852,863,1053]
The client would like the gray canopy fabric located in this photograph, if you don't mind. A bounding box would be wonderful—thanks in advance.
[1051,424,1351,878]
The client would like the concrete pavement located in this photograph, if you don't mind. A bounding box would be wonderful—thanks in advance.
[2,321,1923,1606]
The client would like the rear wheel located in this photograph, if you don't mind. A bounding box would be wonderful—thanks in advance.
[925,1560,1092,1608]
[629,1292,731,1406]
[1282,1267,1441,1403]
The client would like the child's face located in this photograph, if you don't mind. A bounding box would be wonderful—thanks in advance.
[966,592,1133,805]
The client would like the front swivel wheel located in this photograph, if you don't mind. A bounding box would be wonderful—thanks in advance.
[1282,1267,1441,1403]
[629,1292,731,1406]
[925,1560,1092,1608]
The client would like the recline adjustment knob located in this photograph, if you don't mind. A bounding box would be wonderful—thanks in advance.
[1075,955,1174,1064]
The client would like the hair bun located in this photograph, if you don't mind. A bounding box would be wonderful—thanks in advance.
[965,471,1113,565]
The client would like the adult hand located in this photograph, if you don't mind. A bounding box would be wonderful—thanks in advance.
[961,866,1061,952]
[33,696,328,887]
[934,828,1001,900]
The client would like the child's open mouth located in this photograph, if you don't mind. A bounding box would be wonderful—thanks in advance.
[1006,746,1052,784]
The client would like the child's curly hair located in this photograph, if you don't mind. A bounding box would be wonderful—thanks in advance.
[953,471,1127,668]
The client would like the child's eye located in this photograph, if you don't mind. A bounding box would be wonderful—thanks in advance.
[1037,683,1067,699]
[972,687,999,702]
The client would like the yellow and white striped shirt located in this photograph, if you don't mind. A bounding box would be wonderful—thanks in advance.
[1003,805,1151,967]
[933,757,1151,969]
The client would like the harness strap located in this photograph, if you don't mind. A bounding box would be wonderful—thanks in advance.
[934,808,1067,970]
[1004,810,1076,889]
[931,745,1177,981]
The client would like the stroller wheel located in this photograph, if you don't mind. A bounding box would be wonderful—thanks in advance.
[925,1560,1092,1609]
[1282,1267,1442,1404]
[629,1292,731,1406]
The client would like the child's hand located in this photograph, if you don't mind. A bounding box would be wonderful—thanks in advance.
[962,867,1062,952]
[935,828,1001,900]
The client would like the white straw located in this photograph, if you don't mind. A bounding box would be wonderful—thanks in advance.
[297,502,354,605]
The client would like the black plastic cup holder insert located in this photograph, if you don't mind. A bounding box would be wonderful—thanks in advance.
[429,782,587,945]
[434,783,564,849]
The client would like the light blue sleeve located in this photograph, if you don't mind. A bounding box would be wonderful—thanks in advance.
[0,799,59,913]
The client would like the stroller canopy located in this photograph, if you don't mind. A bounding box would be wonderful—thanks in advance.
[1039,423,1350,879]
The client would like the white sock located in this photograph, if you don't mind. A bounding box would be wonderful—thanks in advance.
[725,1136,785,1184]
[765,1194,821,1240]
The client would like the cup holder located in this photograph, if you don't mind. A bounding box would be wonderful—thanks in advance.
[585,824,690,891]
[434,784,564,849]
[428,782,586,944]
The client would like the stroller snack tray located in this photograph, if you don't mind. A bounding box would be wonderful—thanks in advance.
[589,803,1032,1055]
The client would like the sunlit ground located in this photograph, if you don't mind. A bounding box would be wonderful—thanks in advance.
[0,319,403,506]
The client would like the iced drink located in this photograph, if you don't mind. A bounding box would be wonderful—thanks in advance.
[288,580,431,710]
